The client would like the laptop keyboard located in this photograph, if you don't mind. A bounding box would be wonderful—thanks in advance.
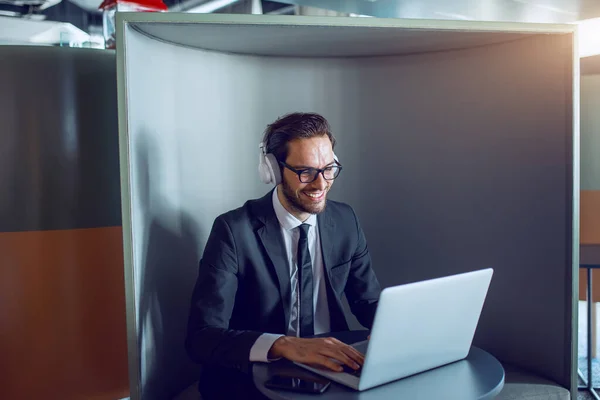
[341,364,362,377]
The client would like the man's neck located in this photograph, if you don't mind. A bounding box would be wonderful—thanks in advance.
[276,185,310,222]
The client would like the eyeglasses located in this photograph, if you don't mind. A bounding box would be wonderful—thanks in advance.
[279,161,343,183]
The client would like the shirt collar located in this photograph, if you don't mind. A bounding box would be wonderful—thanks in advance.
[272,188,317,232]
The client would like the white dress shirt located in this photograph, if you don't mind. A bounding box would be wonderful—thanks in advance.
[249,188,331,362]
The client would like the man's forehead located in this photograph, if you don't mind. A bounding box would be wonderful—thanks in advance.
[286,137,334,165]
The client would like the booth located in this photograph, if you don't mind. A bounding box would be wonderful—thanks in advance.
[116,13,579,399]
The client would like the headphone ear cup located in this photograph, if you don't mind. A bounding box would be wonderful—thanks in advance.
[264,153,281,185]
[258,152,272,184]
[258,151,273,184]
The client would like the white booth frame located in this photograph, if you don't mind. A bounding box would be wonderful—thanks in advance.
[116,13,580,400]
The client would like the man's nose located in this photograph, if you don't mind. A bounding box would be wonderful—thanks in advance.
[311,172,327,189]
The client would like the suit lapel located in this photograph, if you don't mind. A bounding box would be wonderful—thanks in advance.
[318,208,350,331]
[317,209,336,286]
[254,191,291,330]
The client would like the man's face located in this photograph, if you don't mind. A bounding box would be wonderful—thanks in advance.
[280,135,335,216]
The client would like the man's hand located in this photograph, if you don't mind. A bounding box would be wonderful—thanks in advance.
[268,336,364,372]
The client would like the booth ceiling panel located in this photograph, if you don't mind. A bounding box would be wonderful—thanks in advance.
[134,21,539,57]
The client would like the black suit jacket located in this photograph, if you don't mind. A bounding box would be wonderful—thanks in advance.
[185,190,381,373]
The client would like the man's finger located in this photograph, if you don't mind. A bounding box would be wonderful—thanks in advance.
[314,355,344,372]
[322,338,365,364]
[327,337,345,346]
[340,345,365,365]
[326,339,364,361]
[337,349,362,369]
[318,348,360,369]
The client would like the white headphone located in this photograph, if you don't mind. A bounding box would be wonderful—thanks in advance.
[258,141,340,185]
[258,142,282,185]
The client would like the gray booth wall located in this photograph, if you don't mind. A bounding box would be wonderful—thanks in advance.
[122,25,575,398]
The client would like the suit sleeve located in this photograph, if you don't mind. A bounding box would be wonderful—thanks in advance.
[185,215,263,373]
[344,208,382,329]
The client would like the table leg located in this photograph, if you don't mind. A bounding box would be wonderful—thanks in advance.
[594,301,598,360]
[589,268,593,390]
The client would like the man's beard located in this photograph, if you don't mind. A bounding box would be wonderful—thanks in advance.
[281,178,328,216]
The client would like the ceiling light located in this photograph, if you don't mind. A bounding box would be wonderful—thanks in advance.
[577,18,600,58]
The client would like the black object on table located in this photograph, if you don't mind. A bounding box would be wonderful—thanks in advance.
[578,244,600,400]
[252,330,505,399]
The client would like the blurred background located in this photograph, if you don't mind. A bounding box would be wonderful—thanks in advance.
[1,0,600,53]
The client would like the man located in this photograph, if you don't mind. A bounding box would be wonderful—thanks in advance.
[185,112,381,398]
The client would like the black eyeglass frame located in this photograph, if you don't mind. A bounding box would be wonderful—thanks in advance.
[279,161,343,183]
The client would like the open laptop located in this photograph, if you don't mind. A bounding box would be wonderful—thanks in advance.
[295,268,493,391]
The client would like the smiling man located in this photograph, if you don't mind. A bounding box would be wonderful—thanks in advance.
[185,112,381,399]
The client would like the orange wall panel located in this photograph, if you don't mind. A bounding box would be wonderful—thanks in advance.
[579,191,600,301]
[581,190,600,245]
[0,227,129,400]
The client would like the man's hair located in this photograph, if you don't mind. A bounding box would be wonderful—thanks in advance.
[263,112,336,162]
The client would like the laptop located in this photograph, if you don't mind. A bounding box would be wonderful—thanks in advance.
[295,268,493,391]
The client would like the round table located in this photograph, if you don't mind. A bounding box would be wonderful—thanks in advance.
[253,330,505,400]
